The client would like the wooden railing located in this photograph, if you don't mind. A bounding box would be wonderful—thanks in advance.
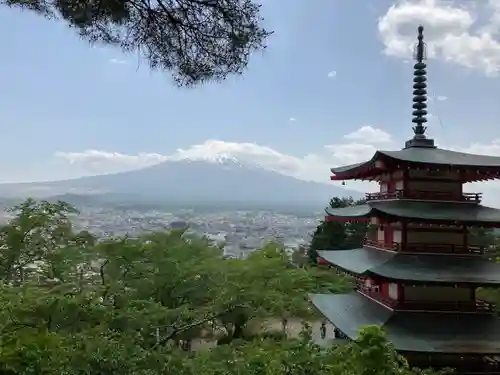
[404,242,484,255]
[358,288,397,307]
[359,287,494,313]
[365,190,482,203]
[399,299,494,313]
[363,239,399,251]
[363,238,483,255]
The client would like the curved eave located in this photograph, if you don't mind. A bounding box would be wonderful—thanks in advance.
[310,292,500,354]
[370,200,500,226]
[326,201,500,226]
[330,147,500,182]
[317,248,500,285]
[317,249,392,276]
[325,204,372,221]
[373,253,500,285]
[380,148,500,169]
[330,152,383,181]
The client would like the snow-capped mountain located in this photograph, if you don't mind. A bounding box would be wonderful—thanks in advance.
[170,152,242,165]
[0,157,360,209]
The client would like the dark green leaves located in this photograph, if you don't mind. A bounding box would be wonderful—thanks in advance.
[3,0,271,86]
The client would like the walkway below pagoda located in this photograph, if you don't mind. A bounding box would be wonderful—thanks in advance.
[310,292,500,354]
[317,248,500,285]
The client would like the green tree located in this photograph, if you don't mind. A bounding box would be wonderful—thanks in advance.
[290,245,309,267]
[0,198,441,375]
[308,196,368,265]
[0,198,95,284]
[4,0,271,86]
[187,324,441,375]
[214,241,349,343]
[0,200,346,362]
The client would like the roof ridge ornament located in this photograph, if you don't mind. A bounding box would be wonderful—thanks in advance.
[405,26,436,149]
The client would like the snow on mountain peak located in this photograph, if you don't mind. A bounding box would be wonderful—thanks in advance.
[169,140,245,165]
[170,152,242,165]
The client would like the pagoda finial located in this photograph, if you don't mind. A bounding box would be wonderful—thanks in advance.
[405,26,435,149]
[412,26,428,137]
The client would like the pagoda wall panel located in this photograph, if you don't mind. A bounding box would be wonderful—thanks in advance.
[405,223,462,232]
[393,229,402,242]
[379,170,403,182]
[408,169,460,180]
[406,180,461,194]
[404,285,471,302]
[388,282,399,300]
[406,231,463,245]
[380,173,391,182]
[377,228,384,241]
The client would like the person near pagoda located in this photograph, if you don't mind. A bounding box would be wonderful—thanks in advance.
[320,320,327,339]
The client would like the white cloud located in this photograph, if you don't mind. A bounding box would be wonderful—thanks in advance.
[54,150,168,175]
[436,95,448,101]
[289,117,296,122]
[457,139,500,156]
[109,58,127,64]
[53,127,387,187]
[378,0,500,75]
[343,126,393,143]
[327,70,337,78]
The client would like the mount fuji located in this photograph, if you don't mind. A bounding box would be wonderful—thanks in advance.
[0,154,360,210]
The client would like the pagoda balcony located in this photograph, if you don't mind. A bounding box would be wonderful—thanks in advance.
[363,239,484,255]
[404,243,484,255]
[363,239,399,251]
[359,288,494,313]
[358,288,398,308]
[398,299,494,313]
[365,190,482,203]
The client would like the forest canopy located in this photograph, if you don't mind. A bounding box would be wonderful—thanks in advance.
[0,198,441,375]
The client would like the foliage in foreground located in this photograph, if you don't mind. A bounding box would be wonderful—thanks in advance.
[0,199,440,375]
[3,0,271,86]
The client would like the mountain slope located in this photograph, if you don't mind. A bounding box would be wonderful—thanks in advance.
[0,159,361,208]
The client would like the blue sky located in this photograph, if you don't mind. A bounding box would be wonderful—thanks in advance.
[1,0,500,184]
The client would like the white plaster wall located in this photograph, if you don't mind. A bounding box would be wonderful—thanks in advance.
[393,229,402,243]
[377,228,384,241]
[388,283,399,300]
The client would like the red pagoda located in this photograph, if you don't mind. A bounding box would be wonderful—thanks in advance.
[310,26,500,374]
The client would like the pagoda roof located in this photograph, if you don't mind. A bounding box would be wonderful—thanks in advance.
[309,292,500,354]
[331,147,500,175]
[325,200,500,225]
[317,248,500,285]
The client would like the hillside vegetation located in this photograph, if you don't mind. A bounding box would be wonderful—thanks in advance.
[0,198,440,375]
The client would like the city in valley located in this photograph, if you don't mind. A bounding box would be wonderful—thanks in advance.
[0,203,321,258]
